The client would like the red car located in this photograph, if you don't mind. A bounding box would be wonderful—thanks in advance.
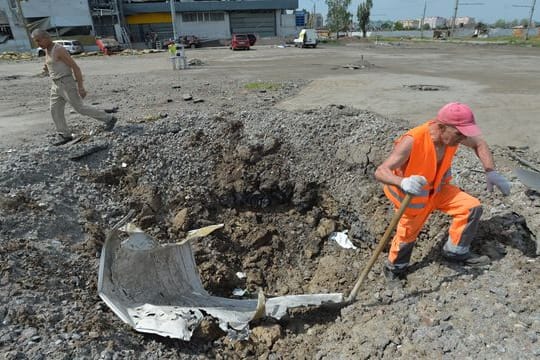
[96,37,123,55]
[230,34,250,50]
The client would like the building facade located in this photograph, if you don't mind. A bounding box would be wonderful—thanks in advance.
[423,16,447,29]
[449,16,476,28]
[401,19,420,29]
[0,0,299,51]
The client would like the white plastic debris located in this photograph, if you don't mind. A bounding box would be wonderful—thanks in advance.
[329,231,357,249]
[232,288,246,296]
[236,272,247,279]
[121,162,128,168]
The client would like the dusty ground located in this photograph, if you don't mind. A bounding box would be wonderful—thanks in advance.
[0,41,539,359]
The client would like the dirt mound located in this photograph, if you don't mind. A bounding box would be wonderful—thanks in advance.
[0,78,539,358]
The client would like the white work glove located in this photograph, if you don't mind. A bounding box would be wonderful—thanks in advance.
[486,171,510,196]
[400,175,427,195]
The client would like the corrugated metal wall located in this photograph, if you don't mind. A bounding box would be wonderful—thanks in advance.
[229,11,275,36]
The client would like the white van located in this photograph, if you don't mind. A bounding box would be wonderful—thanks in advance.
[294,29,318,48]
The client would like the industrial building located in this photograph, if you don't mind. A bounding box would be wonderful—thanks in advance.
[0,0,300,52]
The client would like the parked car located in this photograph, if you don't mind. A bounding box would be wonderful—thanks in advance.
[96,37,123,55]
[247,33,257,46]
[181,35,201,48]
[162,35,201,49]
[230,34,250,50]
[36,39,84,57]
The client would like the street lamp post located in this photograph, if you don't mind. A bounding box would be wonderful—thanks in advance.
[512,1,536,40]
[170,0,177,39]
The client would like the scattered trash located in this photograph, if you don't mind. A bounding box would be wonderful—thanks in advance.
[514,167,540,192]
[188,58,204,66]
[236,272,247,279]
[141,113,168,122]
[183,94,193,101]
[121,162,128,168]
[98,219,344,340]
[233,288,247,296]
[329,231,357,249]
[0,52,32,60]
[193,99,205,103]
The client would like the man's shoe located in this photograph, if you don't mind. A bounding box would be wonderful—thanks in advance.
[104,116,117,131]
[52,134,73,146]
[442,251,491,267]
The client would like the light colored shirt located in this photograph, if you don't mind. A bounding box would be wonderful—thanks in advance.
[46,44,72,80]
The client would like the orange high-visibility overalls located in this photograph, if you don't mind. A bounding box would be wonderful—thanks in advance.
[383,121,483,271]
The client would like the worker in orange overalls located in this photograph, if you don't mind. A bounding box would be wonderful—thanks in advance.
[375,102,511,281]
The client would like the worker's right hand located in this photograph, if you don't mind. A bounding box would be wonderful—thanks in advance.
[400,175,427,195]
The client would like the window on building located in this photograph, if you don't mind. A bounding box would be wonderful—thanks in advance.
[209,12,224,21]
[182,13,197,22]
[182,12,224,23]
[0,24,14,40]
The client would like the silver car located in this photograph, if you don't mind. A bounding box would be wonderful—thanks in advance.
[36,39,84,56]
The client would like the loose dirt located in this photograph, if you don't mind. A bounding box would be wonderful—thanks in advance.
[0,42,539,359]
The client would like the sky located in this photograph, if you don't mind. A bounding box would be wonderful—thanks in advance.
[298,0,537,24]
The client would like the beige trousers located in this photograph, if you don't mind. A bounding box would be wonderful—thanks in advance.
[50,76,112,136]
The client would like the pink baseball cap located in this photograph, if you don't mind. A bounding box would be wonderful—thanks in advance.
[436,102,481,137]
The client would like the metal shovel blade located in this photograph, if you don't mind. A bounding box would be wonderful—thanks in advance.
[513,168,540,192]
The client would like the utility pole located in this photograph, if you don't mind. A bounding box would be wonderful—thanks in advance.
[526,0,537,40]
[451,0,459,37]
[170,0,177,39]
[512,0,537,40]
[309,0,317,28]
[420,0,427,39]
[450,2,484,37]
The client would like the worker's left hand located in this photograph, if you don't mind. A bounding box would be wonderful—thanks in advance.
[486,170,510,196]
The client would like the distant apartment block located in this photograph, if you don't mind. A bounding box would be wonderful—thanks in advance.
[423,16,447,29]
[401,19,419,29]
[449,16,476,28]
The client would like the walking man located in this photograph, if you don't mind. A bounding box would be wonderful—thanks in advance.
[31,29,117,146]
[375,102,511,280]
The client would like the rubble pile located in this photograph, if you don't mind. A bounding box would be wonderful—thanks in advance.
[0,76,539,358]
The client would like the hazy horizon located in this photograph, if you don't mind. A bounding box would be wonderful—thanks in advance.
[298,0,537,24]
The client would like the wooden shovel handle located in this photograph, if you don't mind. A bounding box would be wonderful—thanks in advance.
[346,193,412,302]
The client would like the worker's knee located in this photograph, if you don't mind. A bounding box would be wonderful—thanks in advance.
[469,205,483,223]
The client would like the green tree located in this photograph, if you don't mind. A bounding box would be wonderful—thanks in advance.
[510,19,519,27]
[357,0,373,38]
[326,0,352,36]
[422,23,430,30]
[394,21,404,31]
[381,21,393,30]
[493,19,506,29]
[519,18,529,27]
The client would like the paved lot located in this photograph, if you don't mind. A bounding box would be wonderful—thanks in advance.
[1,42,539,151]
